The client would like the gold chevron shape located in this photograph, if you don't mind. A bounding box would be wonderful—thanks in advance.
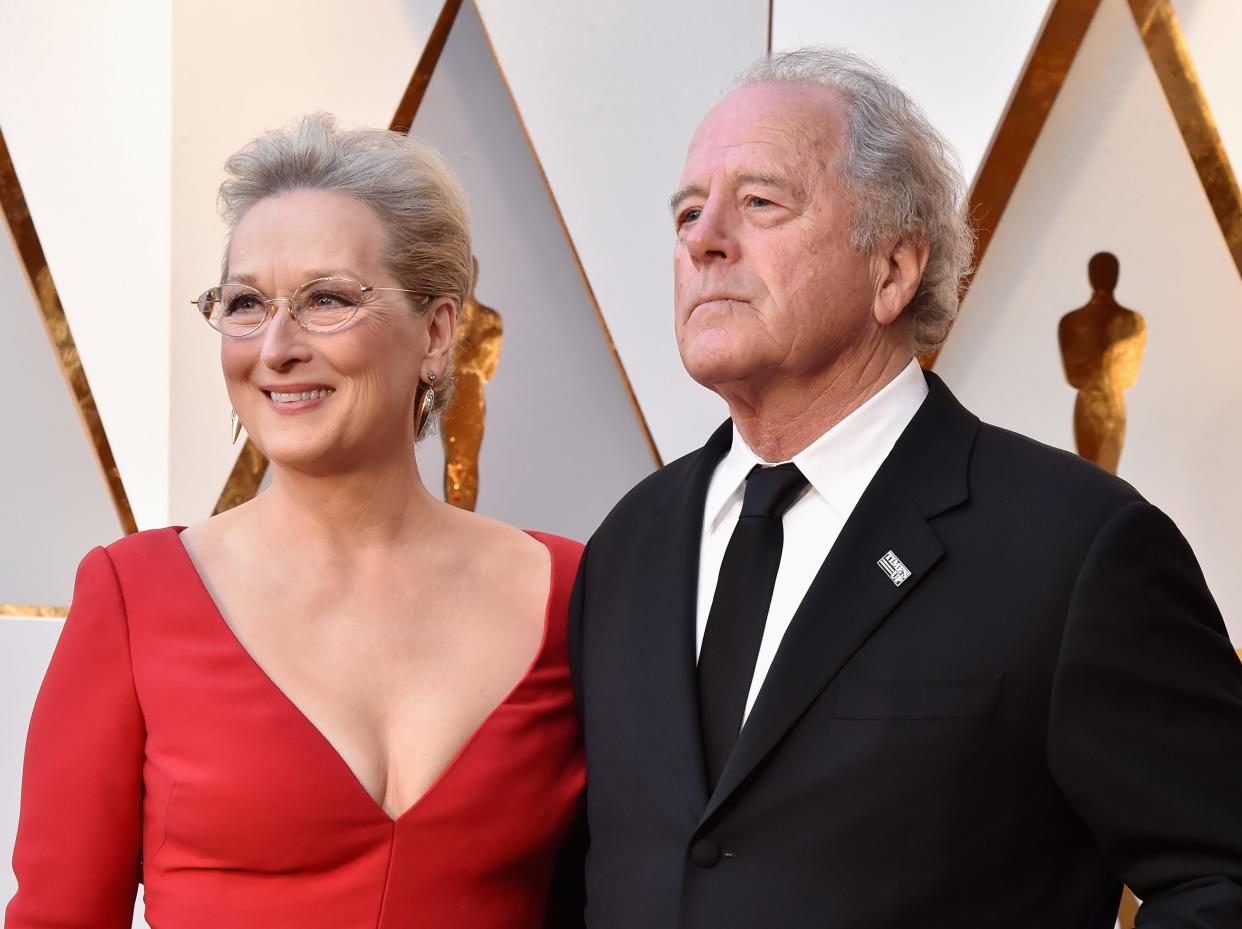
[0,128,136,536]
[213,0,661,515]
[1,125,137,617]
[929,0,1238,367]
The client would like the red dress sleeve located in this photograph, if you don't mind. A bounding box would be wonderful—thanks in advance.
[6,547,144,928]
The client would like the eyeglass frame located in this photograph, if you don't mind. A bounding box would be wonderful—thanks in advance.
[191,275,433,337]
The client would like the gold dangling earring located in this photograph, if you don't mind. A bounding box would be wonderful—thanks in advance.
[416,388,435,438]
[230,408,242,445]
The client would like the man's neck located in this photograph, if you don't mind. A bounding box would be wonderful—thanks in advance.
[721,347,915,462]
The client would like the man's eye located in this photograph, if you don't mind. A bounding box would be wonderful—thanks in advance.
[679,207,702,226]
[747,196,772,208]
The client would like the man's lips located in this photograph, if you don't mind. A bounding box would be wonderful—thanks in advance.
[689,297,749,316]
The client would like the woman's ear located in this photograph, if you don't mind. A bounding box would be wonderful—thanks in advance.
[423,297,458,377]
[872,232,930,327]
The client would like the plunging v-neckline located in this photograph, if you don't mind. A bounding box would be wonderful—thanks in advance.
[169,526,555,824]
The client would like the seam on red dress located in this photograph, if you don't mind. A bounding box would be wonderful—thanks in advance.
[97,544,150,892]
[372,823,398,927]
[150,780,177,862]
[98,545,147,728]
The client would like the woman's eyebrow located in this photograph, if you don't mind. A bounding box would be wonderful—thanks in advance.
[223,269,362,288]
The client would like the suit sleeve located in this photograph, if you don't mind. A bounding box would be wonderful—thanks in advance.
[541,541,591,929]
[1047,501,1242,927]
[5,547,144,929]
[566,538,589,720]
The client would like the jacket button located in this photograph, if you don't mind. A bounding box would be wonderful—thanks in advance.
[689,838,722,868]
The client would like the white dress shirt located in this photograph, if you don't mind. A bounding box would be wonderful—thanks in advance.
[696,358,929,721]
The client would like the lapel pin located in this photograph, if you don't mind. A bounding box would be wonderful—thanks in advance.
[877,550,911,587]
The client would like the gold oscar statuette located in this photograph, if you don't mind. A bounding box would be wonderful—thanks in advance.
[441,258,503,511]
[1058,252,1147,475]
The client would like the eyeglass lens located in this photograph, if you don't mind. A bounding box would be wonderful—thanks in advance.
[197,278,366,335]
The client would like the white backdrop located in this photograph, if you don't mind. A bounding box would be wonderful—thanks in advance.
[2,1,1239,924]
[409,0,655,536]
[169,0,442,522]
[937,0,1242,642]
[0,221,121,606]
[0,0,171,532]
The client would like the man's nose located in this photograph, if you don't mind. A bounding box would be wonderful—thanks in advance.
[684,197,737,265]
[259,300,311,370]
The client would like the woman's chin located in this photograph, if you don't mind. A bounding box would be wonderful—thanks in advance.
[255,433,352,475]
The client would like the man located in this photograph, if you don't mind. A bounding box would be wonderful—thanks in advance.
[567,47,1242,928]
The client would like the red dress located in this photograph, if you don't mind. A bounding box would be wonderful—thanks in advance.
[6,527,585,929]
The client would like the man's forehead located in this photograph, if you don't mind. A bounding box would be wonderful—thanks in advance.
[684,82,844,170]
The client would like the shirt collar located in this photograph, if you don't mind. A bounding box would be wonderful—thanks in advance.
[704,358,929,530]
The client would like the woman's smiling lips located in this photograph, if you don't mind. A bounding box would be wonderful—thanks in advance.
[259,384,336,414]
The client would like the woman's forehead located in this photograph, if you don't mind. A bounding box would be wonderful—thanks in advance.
[227,189,387,284]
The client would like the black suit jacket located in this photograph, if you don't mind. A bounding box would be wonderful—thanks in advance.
[566,372,1242,928]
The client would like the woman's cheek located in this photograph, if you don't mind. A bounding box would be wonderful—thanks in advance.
[219,342,256,408]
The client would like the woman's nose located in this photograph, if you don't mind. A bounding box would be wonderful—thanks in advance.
[258,301,311,370]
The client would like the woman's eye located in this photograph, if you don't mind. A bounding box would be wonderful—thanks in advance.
[226,296,262,315]
[310,291,353,308]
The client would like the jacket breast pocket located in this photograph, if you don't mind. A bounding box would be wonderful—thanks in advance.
[833,675,1002,720]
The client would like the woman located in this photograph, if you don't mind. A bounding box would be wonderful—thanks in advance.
[6,115,584,929]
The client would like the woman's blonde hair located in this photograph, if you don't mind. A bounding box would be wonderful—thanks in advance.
[218,112,472,428]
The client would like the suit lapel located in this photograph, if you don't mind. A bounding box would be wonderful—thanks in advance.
[702,487,942,821]
[702,373,978,822]
[635,420,732,817]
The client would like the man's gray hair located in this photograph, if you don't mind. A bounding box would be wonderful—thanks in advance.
[735,47,975,355]
[218,112,472,426]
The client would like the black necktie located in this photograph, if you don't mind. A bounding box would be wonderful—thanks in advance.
[698,463,809,791]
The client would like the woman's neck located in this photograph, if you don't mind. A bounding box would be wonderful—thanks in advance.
[250,447,443,559]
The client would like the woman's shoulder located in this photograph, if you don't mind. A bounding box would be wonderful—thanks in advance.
[99,525,187,567]
[484,524,583,584]
[445,504,579,562]
[76,528,200,613]
[444,509,583,609]
[523,532,584,611]
[523,530,584,565]
[60,528,192,632]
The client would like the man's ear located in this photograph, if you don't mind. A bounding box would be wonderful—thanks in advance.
[872,232,930,327]
[424,297,458,374]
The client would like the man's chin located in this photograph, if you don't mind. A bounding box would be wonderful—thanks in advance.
[679,350,754,394]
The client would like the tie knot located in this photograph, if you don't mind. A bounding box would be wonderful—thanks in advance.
[740,463,809,519]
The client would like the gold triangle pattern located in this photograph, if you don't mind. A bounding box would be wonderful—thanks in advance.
[1129,0,1242,275]
[470,1,661,466]
[928,0,1240,368]
[213,0,466,515]
[0,125,137,617]
[212,0,661,516]
[7,1,1238,605]
[0,604,69,619]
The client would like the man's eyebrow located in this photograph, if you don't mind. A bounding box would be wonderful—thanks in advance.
[669,184,706,215]
[734,171,791,191]
[668,172,797,215]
